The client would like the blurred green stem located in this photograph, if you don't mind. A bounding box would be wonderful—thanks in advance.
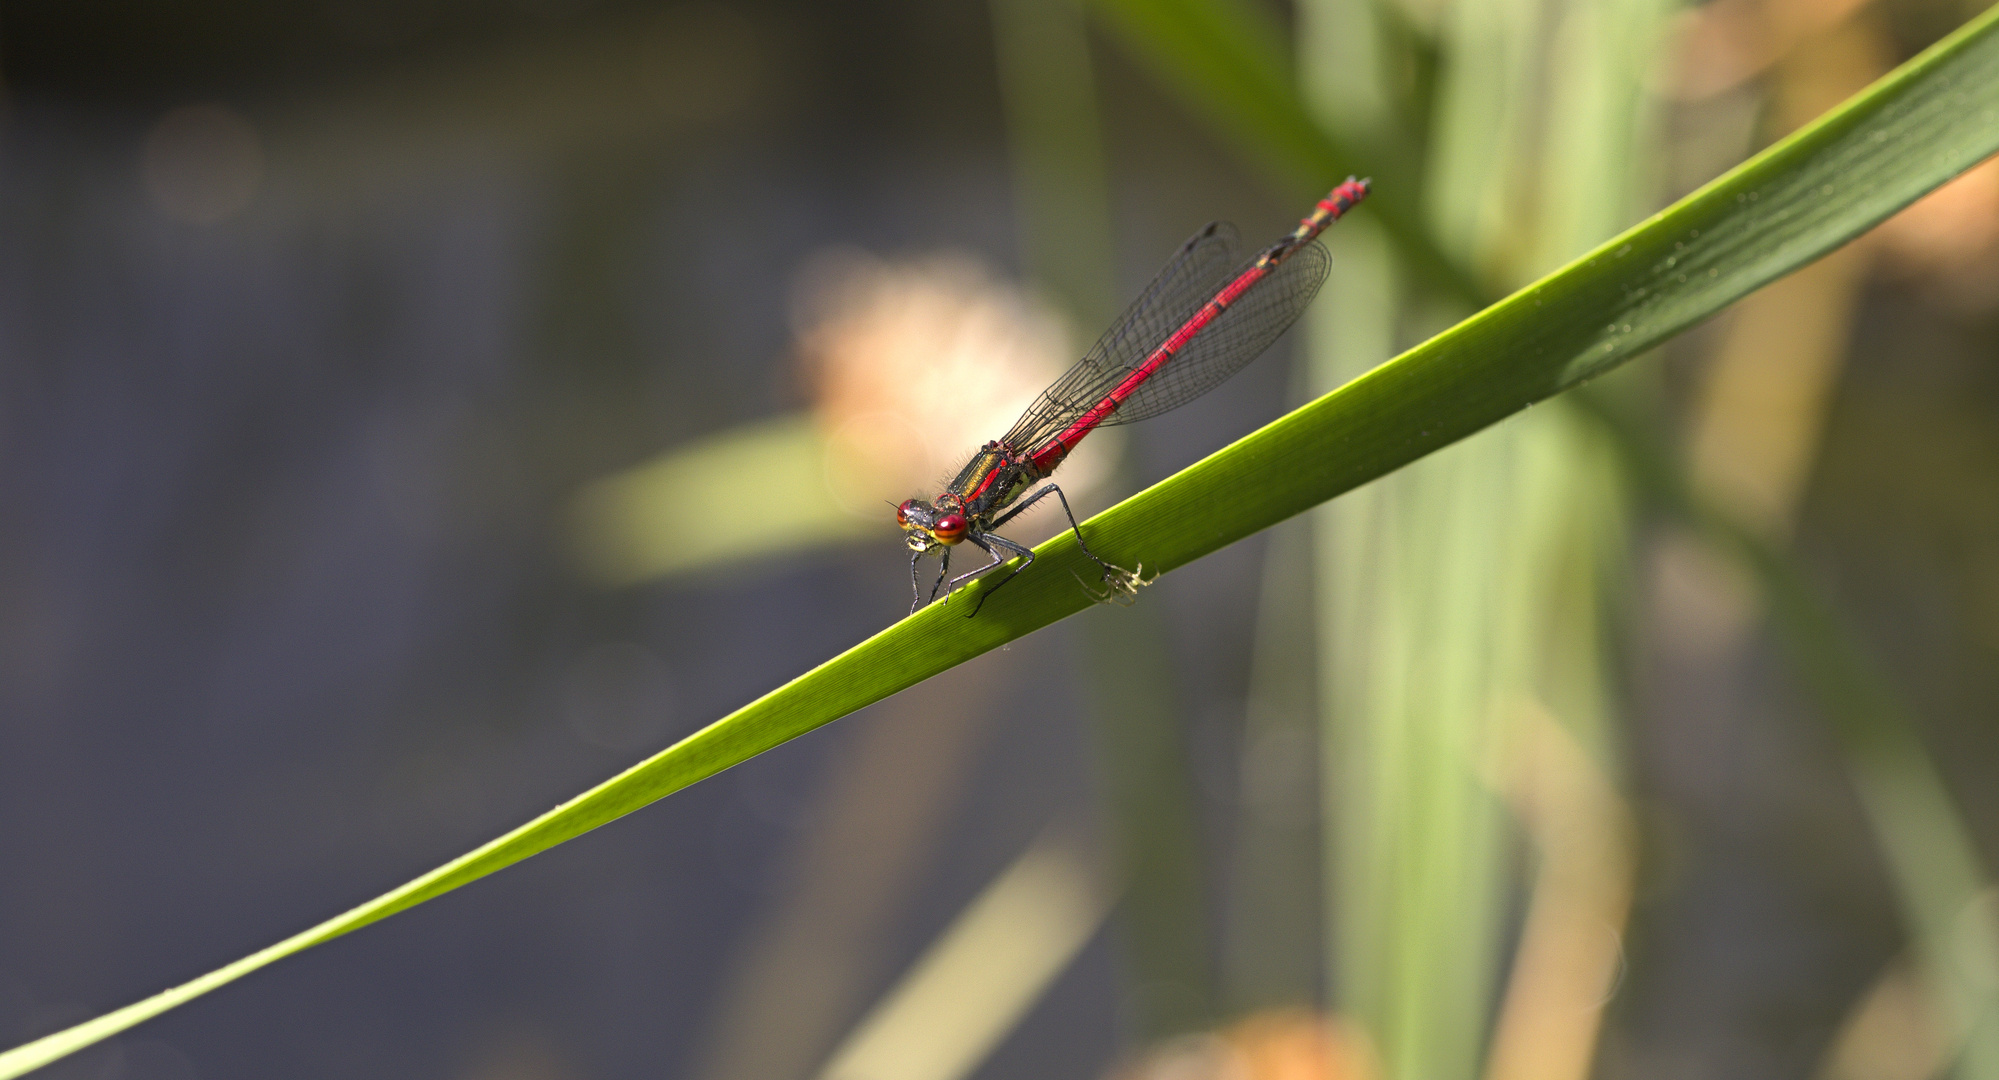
[992,0,1219,1037]
[1303,0,1657,1073]
[1088,0,1490,307]
[992,0,1119,328]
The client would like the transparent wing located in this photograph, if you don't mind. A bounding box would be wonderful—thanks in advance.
[1108,240,1330,426]
[1004,221,1240,450]
[1005,231,1332,450]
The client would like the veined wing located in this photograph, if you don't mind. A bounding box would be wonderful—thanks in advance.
[1107,239,1330,425]
[1003,221,1241,451]
[1005,229,1333,451]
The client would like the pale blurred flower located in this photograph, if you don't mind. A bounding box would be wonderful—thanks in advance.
[792,248,1114,523]
[571,248,1114,584]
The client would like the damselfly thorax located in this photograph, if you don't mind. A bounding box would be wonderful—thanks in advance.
[896,442,1037,550]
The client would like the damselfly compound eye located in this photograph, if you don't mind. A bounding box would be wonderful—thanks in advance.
[933,514,968,543]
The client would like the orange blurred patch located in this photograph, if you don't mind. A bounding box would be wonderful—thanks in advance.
[1107,1011,1378,1080]
[1664,0,1875,99]
[1223,1012,1377,1080]
[1874,156,1999,275]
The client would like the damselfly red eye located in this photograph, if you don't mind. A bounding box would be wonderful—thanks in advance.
[932,514,967,543]
[896,500,915,527]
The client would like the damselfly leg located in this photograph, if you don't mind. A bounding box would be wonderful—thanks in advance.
[953,533,1033,617]
[909,546,955,613]
[964,483,1133,617]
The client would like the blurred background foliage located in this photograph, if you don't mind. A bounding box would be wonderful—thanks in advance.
[2,0,1998,1078]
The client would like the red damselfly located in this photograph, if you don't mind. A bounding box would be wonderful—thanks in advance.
[897,178,1371,615]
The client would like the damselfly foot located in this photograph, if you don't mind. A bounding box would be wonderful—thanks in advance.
[1076,562,1152,606]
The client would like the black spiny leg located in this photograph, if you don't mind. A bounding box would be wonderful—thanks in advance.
[986,483,1124,582]
[943,536,1009,604]
[963,532,1036,616]
[909,550,925,614]
[929,546,952,606]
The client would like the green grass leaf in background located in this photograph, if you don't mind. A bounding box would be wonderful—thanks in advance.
[1088,0,1486,304]
[5,4,1999,1074]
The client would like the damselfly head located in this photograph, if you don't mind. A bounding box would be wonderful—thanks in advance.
[896,497,967,548]
[898,498,937,550]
